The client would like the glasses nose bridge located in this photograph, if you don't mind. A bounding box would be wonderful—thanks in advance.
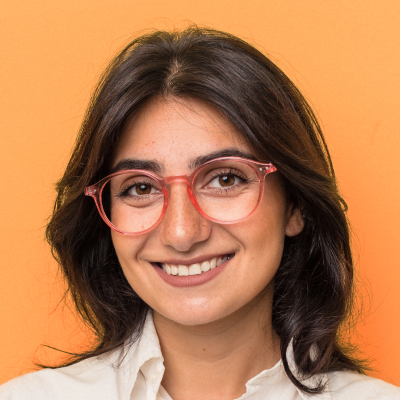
[164,174,192,187]
[163,174,198,210]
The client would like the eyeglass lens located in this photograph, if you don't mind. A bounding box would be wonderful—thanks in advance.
[101,160,261,234]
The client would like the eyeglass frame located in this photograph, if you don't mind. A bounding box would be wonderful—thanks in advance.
[84,156,278,235]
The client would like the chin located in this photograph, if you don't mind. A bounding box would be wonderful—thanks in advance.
[154,297,246,327]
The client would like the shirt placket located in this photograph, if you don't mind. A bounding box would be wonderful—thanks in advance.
[145,363,165,400]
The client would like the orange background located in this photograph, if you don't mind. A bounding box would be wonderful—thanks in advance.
[1,0,399,387]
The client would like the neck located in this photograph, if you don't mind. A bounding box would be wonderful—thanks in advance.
[153,287,280,400]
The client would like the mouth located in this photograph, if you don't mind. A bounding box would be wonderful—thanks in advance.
[154,254,235,277]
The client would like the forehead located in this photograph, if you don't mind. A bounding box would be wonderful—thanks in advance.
[112,97,255,173]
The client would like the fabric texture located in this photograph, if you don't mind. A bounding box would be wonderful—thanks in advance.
[1,313,399,400]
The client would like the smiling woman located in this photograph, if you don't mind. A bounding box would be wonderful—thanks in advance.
[0,26,399,400]
[106,98,299,332]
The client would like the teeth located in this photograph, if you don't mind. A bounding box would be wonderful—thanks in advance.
[160,255,233,277]
[171,265,178,275]
[210,258,216,269]
[178,265,189,276]
[189,263,201,275]
[200,261,211,272]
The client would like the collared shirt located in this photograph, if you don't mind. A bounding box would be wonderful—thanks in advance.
[1,313,399,400]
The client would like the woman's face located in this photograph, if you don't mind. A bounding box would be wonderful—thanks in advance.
[111,97,303,326]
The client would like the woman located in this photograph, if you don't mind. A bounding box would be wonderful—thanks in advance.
[1,26,398,400]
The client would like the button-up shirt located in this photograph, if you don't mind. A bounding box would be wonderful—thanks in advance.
[1,313,399,399]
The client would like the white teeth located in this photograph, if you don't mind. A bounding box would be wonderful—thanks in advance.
[178,265,189,276]
[201,261,211,272]
[161,255,233,277]
[189,263,201,275]
[170,265,178,275]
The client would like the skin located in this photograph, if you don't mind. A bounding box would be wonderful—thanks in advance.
[111,97,304,400]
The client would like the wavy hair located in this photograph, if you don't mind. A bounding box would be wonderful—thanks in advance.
[46,26,366,393]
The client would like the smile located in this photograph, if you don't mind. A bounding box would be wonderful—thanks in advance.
[160,254,234,276]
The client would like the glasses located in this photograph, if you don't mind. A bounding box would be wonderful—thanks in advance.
[84,157,277,235]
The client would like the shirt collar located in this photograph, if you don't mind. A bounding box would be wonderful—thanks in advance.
[117,311,164,400]
[112,311,330,400]
[286,342,331,400]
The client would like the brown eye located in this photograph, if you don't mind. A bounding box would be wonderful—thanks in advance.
[219,174,235,186]
[135,184,152,195]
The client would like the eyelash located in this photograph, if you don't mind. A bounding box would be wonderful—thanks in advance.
[206,168,249,186]
[117,181,160,199]
[114,167,253,199]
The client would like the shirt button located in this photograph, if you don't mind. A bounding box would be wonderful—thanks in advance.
[150,373,158,384]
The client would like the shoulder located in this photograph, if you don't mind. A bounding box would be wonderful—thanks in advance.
[0,313,159,400]
[0,351,125,400]
[327,370,400,400]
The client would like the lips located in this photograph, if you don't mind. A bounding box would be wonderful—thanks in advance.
[152,253,235,287]
[160,254,233,276]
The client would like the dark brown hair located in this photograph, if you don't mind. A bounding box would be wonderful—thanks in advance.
[46,26,366,393]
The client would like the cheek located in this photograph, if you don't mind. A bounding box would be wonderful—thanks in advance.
[227,195,288,285]
[111,233,159,305]
[243,200,287,252]
[111,231,144,280]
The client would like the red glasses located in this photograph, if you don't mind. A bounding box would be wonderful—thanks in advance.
[84,157,277,235]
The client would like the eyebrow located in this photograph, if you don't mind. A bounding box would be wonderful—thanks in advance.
[110,159,164,175]
[189,148,259,169]
[110,148,259,175]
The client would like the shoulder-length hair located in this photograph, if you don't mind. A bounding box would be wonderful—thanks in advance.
[46,26,365,394]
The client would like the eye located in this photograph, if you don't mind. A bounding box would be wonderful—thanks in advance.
[208,173,242,188]
[127,183,158,196]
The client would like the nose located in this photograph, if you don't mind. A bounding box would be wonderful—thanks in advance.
[159,182,212,252]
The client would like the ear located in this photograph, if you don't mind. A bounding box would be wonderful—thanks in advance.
[285,204,305,237]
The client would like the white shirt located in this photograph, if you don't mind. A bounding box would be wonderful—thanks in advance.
[1,313,399,400]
